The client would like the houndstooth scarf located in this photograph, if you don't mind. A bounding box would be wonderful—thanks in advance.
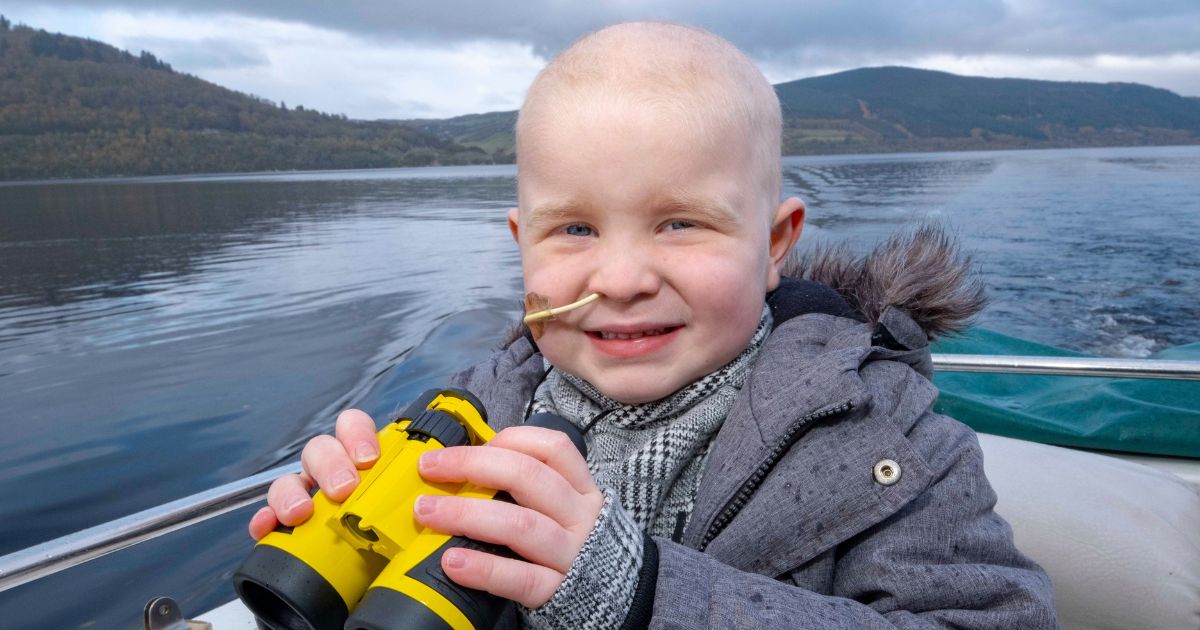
[530,305,772,539]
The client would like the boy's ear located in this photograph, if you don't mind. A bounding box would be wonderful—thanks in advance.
[766,197,806,289]
[507,208,520,243]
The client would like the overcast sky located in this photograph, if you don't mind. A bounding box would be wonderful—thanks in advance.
[4,1,1199,120]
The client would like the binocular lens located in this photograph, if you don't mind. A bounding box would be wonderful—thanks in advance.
[233,544,350,630]
[238,581,312,630]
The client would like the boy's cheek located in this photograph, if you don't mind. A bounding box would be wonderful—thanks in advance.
[522,264,571,297]
[522,244,592,290]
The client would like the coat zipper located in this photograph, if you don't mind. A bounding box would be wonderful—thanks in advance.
[698,400,855,551]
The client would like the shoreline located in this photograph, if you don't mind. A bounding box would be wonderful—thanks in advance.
[3,142,1199,187]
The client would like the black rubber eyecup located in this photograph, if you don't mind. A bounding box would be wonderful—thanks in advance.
[233,545,349,630]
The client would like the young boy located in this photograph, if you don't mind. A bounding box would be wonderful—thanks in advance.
[250,22,1056,628]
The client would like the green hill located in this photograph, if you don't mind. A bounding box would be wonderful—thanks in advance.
[776,66,1200,153]
[0,20,505,180]
[400,111,518,157]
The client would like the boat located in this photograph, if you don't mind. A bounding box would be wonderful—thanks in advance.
[2,333,1198,629]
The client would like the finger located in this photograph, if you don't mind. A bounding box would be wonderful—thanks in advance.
[266,474,315,526]
[335,409,380,468]
[248,506,278,541]
[488,426,598,496]
[419,446,600,530]
[440,546,564,609]
[301,434,360,502]
[414,495,576,572]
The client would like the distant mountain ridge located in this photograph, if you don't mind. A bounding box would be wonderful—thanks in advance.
[417,67,1200,157]
[774,66,1200,153]
[2,17,1198,180]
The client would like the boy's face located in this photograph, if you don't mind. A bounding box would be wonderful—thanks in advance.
[512,98,802,404]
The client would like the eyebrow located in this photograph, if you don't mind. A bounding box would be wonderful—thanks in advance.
[653,193,741,228]
[524,194,741,228]
[524,200,592,230]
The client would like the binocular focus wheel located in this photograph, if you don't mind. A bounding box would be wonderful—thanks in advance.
[395,389,488,426]
[405,409,469,447]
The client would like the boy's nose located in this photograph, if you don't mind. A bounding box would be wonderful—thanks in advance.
[588,243,661,302]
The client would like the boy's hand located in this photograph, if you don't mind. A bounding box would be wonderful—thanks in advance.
[247,413,605,610]
[247,409,380,541]
[414,426,605,609]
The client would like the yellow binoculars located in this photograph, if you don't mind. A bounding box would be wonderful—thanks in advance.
[232,388,585,630]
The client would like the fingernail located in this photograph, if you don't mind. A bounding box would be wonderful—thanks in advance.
[414,495,439,515]
[420,450,441,470]
[284,497,307,515]
[330,469,357,492]
[444,549,465,569]
[354,444,379,464]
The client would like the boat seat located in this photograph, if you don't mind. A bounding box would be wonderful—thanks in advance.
[978,432,1200,630]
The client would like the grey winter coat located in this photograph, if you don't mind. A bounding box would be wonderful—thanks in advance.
[451,228,1058,628]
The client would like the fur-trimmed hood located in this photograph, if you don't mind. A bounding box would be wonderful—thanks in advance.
[781,222,985,342]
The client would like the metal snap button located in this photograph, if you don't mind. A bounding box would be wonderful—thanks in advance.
[873,459,901,485]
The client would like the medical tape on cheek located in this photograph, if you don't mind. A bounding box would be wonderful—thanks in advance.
[522,292,602,339]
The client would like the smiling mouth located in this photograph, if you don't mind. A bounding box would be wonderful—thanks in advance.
[589,326,680,340]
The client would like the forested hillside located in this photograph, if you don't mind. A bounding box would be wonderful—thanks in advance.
[0,20,505,180]
[775,67,1200,153]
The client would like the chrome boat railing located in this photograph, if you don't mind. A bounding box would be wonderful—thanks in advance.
[931,354,1200,380]
[2,354,1198,593]
[0,462,298,593]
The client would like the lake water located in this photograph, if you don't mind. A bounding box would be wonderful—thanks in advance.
[1,146,1198,627]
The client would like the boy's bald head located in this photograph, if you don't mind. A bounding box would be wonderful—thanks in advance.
[516,22,783,212]
[508,22,806,404]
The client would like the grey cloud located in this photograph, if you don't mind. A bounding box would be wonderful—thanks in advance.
[7,0,1200,60]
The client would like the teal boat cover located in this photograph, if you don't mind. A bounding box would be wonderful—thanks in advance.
[932,328,1200,459]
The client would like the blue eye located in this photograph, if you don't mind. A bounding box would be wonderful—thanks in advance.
[667,220,696,230]
[565,224,593,237]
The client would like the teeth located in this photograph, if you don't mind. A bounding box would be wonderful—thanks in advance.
[599,328,668,340]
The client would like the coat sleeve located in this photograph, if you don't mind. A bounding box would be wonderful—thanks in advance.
[632,413,1057,629]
